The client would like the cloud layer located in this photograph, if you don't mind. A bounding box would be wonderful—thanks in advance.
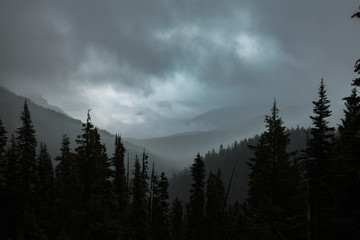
[1,0,359,138]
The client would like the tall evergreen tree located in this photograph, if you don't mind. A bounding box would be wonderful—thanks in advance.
[204,169,226,240]
[246,100,303,239]
[151,171,170,240]
[16,99,38,207]
[112,134,127,212]
[336,87,360,238]
[186,153,206,240]
[53,135,75,236]
[170,198,184,240]
[2,134,23,239]
[73,110,114,239]
[129,156,150,240]
[308,78,335,240]
[37,143,54,236]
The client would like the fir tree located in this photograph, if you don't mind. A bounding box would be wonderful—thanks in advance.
[37,143,54,236]
[53,134,75,233]
[129,156,150,240]
[73,110,114,239]
[3,134,22,239]
[337,87,360,238]
[308,78,335,240]
[16,99,38,207]
[246,100,303,239]
[186,153,206,240]
[112,134,127,212]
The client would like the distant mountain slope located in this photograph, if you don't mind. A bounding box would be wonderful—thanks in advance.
[25,93,69,116]
[128,116,264,167]
[0,86,173,173]
[128,103,311,166]
[169,127,307,204]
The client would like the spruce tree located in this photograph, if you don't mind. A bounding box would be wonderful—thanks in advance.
[337,88,360,238]
[246,100,302,239]
[37,142,54,236]
[186,153,206,240]
[54,135,74,236]
[16,100,38,207]
[308,79,335,240]
[3,134,21,239]
[73,110,114,239]
[112,135,127,212]
[129,156,150,240]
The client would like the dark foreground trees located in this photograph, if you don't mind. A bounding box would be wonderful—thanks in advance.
[245,100,304,240]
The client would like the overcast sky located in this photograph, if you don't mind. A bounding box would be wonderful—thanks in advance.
[1,0,359,138]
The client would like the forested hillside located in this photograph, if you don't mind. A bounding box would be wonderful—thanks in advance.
[0,86,173,173]
[169,126,306,204]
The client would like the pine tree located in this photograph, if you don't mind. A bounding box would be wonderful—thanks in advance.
[129,156,150,240]
[170,198,184,240]
[16,100,38,207]
[186,153,206,240]
[246,100,302,239]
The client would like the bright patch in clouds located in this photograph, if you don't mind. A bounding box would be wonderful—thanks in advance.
[235,33,282,65]
[70,48,206,137]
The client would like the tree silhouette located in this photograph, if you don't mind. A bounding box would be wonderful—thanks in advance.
[246,100,303,239]
[186,153,206,240]
[129,156,150,240]
[309,79,335,240]
[16,100,38,207]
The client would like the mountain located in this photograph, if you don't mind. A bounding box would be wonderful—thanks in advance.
[0,86,174,173]
[168,126,308,204]
[24,93,69,116]
[127,104,310,166]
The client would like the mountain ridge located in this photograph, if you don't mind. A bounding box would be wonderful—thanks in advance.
[0,86,175,173]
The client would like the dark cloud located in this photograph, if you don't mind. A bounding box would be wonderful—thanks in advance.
[0,0,359,137]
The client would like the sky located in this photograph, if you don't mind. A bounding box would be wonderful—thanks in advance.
[1,0,359,138]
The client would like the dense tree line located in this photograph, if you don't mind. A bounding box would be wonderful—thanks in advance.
[0,104,173,240]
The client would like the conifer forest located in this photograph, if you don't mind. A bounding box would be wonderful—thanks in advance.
[1,4,360,240]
